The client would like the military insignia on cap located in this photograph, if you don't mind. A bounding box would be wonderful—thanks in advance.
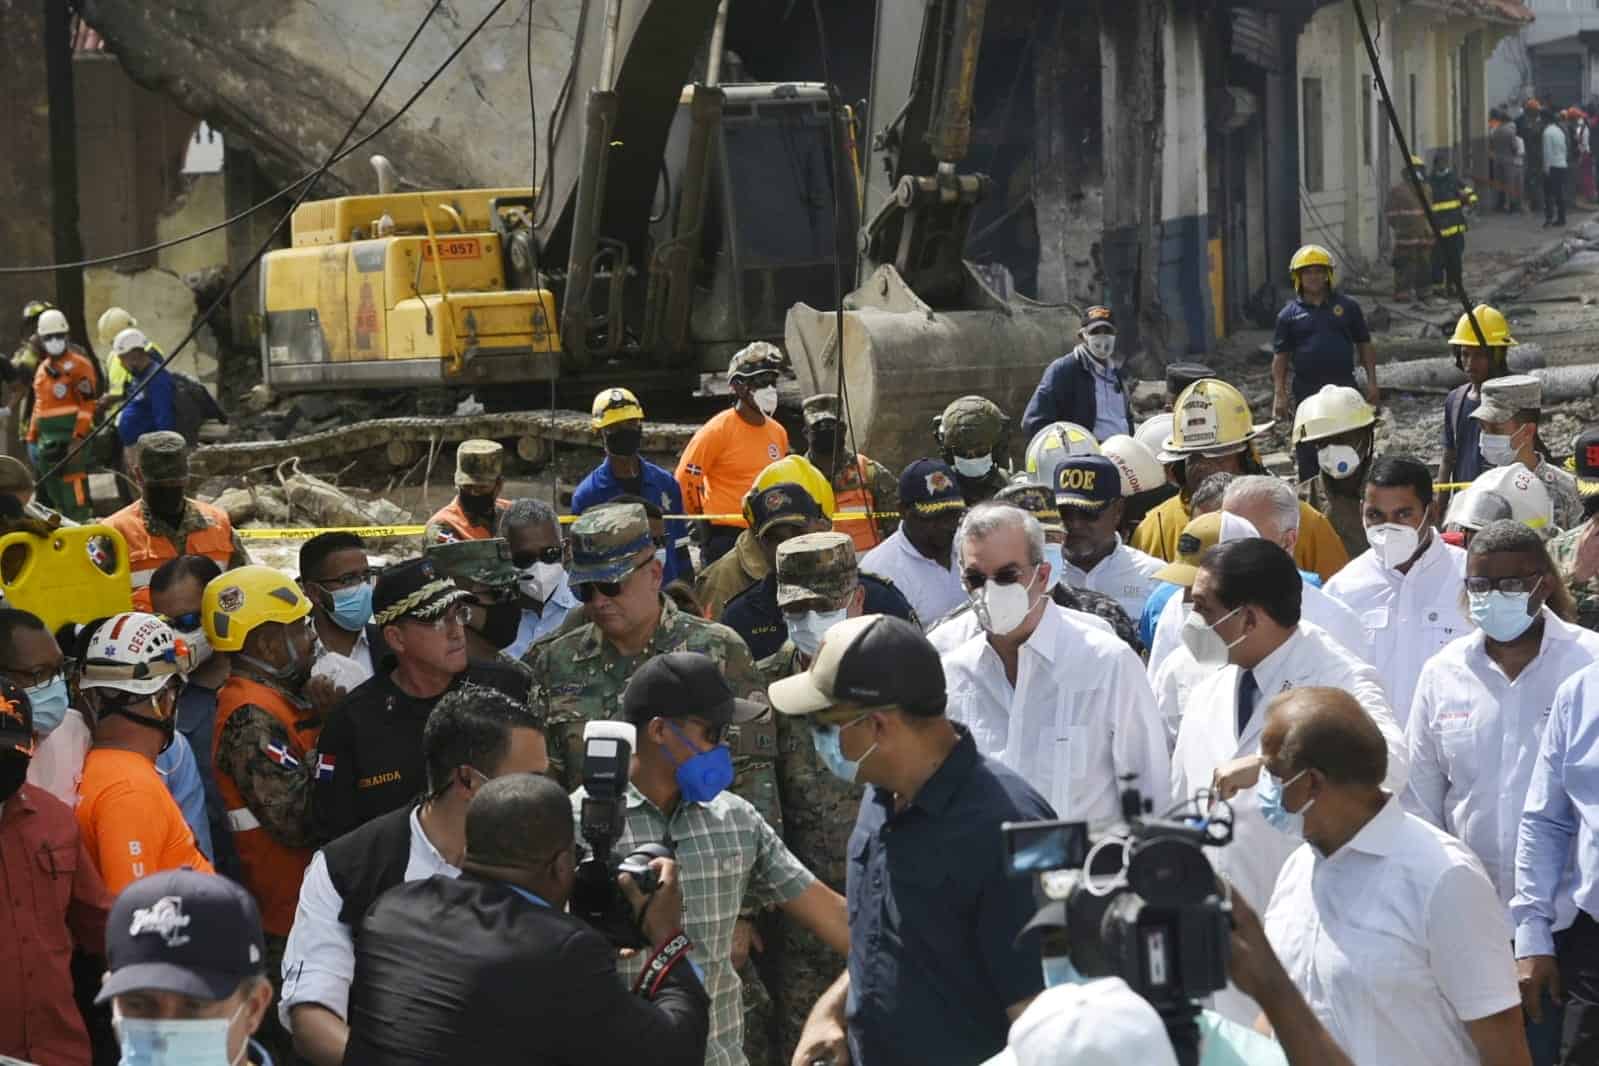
[129,896,192,947]
[217,586,244,613]
[925,470,954,494]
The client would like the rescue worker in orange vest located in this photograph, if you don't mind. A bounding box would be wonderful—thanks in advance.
[424,439,510,545]
[1388,155,1434,303]
[26,308,100,521]
[105,431,250,611]
[205,566,333,974]
[801,392,898,554]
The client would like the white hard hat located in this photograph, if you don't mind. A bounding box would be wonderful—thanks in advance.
[995,978,1179,1066]
[36,309,68,336]
[1468,464,1553,533]
[1443,486,1514,532]
[78,612,185,696]
[110,328,149,358]
[1024,422,1100,494]
[1099,434,1165,496]
[1292,384,1376,445]
[1134,414,1174,460]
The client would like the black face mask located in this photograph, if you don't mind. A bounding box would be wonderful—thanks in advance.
[478,601,522,649]
[144,484,187,522]
[604,427,642,457]
[460,492,497,524]
[0,750,28,804]
[809,426,841,458]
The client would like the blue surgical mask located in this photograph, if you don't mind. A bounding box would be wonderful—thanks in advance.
[114,1002,246,1066]
[786,607,848,658]
[665,721,733,803]
[1255,767,1314,838]
[329,582,374,632]
[26,674,69,736]
[1469,586,1540,642]
[1043,543,1066,591]
[1042,954,1088,988]
[811,713,876,784]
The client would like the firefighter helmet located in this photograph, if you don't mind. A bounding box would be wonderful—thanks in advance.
[1161,379,1273,460]
[1024,421,1100,494]
[1292,385,1376,445]
[1289,244,1336,292]
[744,454,836,524]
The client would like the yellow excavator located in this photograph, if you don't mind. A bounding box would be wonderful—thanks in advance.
[252,0,1076,469]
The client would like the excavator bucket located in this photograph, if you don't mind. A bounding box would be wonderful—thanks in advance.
[785,265,1079,472]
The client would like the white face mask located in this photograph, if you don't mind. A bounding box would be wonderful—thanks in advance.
[752,386,779,417]
[972,567,1039,636]
[1479,431,1519,467]
[114,1001,246,1066]
[952,454,994,479]
[1180,606,1245,668]
[1084,333,1118,364]
[42,336,67,356]
[787,607,849,657]
[517,561,567,603]
[1366,521,1421,570]
[1317,443,1363,479]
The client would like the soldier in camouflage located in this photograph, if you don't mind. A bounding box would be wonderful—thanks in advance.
[926,481,1144,655]
[424,439,511,545]
[523,502,781,1065]
[936,395,1012,506]
[1551,427,1599,630]
[801,393,898,550]
[424,536,533,671]
[755,531,865,1063]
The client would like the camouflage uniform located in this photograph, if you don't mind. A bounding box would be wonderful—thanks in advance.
[755,532,862,1064]
[802,394,900,546]
[525,504,782,1066]
[212,671,321,850]
[1304,475,1369,559]
[937,395,1011,505]
[141,505,253,571]
[423,439,509,545]
[1552,521,1599,631]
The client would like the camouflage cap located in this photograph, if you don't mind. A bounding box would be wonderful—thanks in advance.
[454,439,504,488]
[0,455,33,494]
[727,341,785,380]
[994,482,1063,532]
[803,393,842,426]
[569,503,654,584]
[776,531,858,608]
[938,395,1007,454]
[1470,374,1542,423]
[136,431,189,484]
[425,537,516,589]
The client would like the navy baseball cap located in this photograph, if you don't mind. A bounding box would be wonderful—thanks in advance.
[898,459,966,517]
[98,869,265,1004]
[1055,455,1121,511]
[768,614,946,717]
[747,482,824,538]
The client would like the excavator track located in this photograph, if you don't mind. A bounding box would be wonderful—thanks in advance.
[190,410,700,478]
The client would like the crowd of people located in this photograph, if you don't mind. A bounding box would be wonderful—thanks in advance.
[4,251,1599,1066]
[1488,99,1598,228]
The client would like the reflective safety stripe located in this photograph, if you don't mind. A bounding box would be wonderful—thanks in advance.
[130,569,154,589]
[1439,225,1465,237]
[226,807,262,832]
[1432,199,1462,210]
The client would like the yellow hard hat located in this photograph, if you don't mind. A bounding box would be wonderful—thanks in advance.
[97,307,137,350]
[1289,244,1336,291]
[591,386,644,430]
[1448,304,1516,348]
[744,454,836,524]
[1160,379,1273,459]
[201,565,311,652]
[1292,385,1375,445]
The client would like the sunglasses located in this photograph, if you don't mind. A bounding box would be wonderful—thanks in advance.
[962,564,1036,590]
[512,546,564,569]
[573,560,648,602]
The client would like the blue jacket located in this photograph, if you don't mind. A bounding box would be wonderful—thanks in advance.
[1021,346,1132,441]
[571,457,693,586]
[117,355,177,445]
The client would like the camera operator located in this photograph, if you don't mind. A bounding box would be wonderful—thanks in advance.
[573,651,849,1066]
[343,772,709,1065]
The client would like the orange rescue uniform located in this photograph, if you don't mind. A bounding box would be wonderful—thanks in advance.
[104,499,240,611]
[76,748,214,893]
[674,408,790,526]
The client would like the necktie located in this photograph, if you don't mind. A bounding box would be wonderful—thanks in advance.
[1237,669,1259,737]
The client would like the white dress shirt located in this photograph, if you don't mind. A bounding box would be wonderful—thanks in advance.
[860,527,967,629]
[943,601,1169,822]
[926,597,1113,655]
[279,807,459,1026]
[1058,537,1165,622]
[1265,797,1520,1065]
[1147,576,1372,681]
[1150,643,1209,751]
[1405,609,1599,922]
[1323,534,1470,728]
[1170,621,1408,1024]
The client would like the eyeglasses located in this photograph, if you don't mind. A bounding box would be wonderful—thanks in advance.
[5,665,65,690]
[1465,574,1543,595]
[962,564,1037,591]
[406,604,473,632]
[512,546,563,569]
[312,567,378,592]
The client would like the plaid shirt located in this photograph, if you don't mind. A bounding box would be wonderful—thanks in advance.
[571,783,813,1066]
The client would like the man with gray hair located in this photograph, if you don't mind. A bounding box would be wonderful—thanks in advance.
[940,502,1168,821]
[499,498,578,657]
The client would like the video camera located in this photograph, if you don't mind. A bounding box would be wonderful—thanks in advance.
[1002,785,1234,1066]
[570,721,673,948]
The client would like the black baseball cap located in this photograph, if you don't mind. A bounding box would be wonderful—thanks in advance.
[622,652,767,726]
[747,482,824,538]
[372,557,472,626]
[769,614,945,717]
[97,869,266,1004]
[1574,428,1599,497]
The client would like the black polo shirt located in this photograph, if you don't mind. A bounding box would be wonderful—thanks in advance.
[721,572,918,660]
[845,725,1054,1066]
[1271,292,1370,400]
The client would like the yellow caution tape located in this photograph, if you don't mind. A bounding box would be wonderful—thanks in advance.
[235,510,899,541]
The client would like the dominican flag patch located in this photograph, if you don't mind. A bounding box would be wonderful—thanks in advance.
[266,742,300,770]
[315,753,336,781]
